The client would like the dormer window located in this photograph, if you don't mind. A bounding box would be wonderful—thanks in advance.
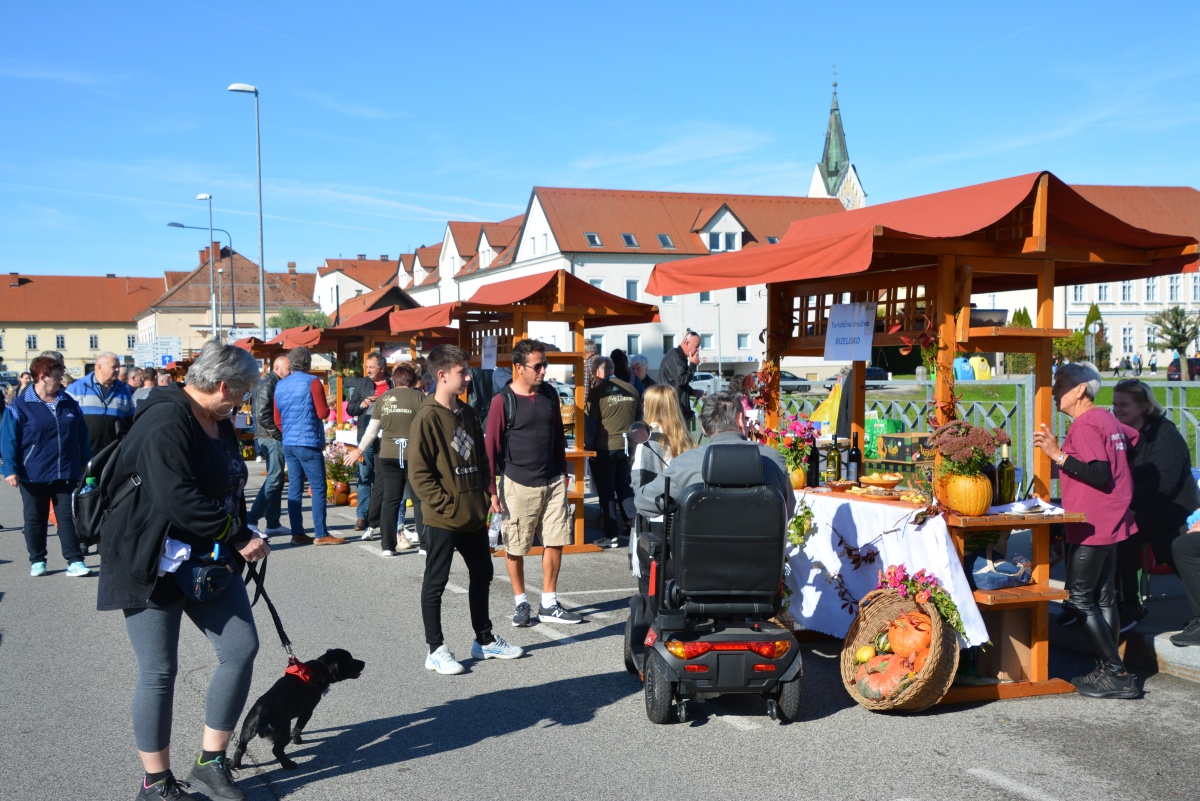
[725,232,738,250]
[657,233,675,249]
[708,232,721,251]
[621,233,639,248]
[585,232,602,247]
[767,236,779,245]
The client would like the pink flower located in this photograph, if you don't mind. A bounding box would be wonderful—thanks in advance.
[916,590,931,604]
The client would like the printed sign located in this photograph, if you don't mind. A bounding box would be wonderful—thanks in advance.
[823,302,877,362]
[481,335,498,370]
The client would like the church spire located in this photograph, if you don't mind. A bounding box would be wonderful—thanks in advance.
[818,80,850,197]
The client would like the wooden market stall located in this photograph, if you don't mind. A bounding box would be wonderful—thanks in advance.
[647,171,1198,703]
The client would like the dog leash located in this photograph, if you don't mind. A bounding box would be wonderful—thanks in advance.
[244,559,297,661]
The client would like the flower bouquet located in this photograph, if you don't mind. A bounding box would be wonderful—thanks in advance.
[324,441,356,485]
[758,412,815,489]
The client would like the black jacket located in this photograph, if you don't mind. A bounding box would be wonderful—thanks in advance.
[253,371,283,440]
[97,383,252,611]
[1128,415,1200,536]
[345,374,392,440]
[657,346,696,421]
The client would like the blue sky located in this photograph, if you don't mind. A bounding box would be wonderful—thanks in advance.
[2,1,1197,279]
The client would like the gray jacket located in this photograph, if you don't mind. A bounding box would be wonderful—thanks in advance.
[634,431,795,521]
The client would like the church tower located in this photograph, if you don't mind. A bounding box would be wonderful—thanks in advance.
[808,81,866,210]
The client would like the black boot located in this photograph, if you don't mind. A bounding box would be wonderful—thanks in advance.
[1075,664,1140,699]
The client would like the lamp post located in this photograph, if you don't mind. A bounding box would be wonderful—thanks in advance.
[217,268,225,336]
[196,193,217,340]
[227,83,266,335]
[168,222,233,339]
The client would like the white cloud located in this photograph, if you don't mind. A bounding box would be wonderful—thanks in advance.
[296,90,401,120]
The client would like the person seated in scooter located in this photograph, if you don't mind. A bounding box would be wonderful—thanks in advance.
[634,391,794,522]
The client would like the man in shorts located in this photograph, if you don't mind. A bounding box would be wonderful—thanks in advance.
[486,339,586,628]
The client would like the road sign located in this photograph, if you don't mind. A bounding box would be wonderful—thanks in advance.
[161,354,175,367]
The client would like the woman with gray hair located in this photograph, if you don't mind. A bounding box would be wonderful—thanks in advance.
[1033,361,1140,699]
[629,353,655,394]
[97,340,269,800]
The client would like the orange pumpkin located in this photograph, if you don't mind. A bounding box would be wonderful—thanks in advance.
[911,647,931,673]
[348,492,358,505]
[936,473,993,516]
[334,492,350,506]
[888,612,933,659]
[854,654,911,700]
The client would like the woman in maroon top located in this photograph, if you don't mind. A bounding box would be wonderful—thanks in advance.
[1034,361,1140,699]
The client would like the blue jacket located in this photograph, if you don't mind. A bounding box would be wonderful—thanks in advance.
[274,372,326,448]
[1,386,92,484]
[66,371,134,452]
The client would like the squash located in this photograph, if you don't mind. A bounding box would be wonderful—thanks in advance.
[854,654,911,700]
[873,630,892,654]
[911,647,931,673]
[854,645,876,664]
[888,612,933,659]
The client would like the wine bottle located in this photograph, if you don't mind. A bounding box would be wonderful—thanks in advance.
[997,444,1016,504]
[847,432,862,484]
[983,460,998,505]
[806,434,821,487]
[825,441,842,484]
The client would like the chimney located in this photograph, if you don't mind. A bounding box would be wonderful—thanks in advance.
[287,262,297,274]
[199,248,208,267]
[380,254,389,261]
[357,254,366,260]
[213,241,222,263]
[106,273,116,279]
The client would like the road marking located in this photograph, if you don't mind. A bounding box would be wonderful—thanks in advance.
[527,623,582,645]
[553,588,634,596]
[715,714,761,731]
[967,768,1062,801]
[444,582,468,595]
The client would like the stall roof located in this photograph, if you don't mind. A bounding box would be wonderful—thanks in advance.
[329,306,394,332]
[265,325,326,350]
[646,171,1198,297]
[387,303,459,335]
[466,269,659,327]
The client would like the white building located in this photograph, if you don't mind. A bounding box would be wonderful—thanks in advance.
[807,83,867,211]
[312,255,404,316]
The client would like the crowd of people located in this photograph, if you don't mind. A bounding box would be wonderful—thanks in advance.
[9,343,1200,797]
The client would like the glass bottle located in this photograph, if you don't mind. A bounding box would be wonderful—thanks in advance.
[997,444,1016,504]
[806,434,821,487]
[983,460,998,505]
[825,441,842,484]
[846,432,862,484]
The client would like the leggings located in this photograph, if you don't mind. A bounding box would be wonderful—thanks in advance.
[123,575,259,752]
[421,525,493,650]
[1064,542,1125,672]
[377,457,408,552]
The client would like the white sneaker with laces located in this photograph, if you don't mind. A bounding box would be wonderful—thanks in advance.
[425,645,465,675]
[471,635,524,660]
[380,549,396,557]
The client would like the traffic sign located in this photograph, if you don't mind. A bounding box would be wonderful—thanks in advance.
[161,354,175,367]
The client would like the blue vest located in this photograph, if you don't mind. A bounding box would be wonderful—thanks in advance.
[274,373,325,448]
[2,388,89,483]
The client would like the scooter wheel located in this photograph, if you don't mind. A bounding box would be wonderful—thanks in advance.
[644,650,675,724]
[777,677,802,723]
[623,617,639,676]
[766,699,779,721]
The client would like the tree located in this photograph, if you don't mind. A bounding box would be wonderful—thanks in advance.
[1007,307,1034,373]
[268,307,331,329]
[1147,306,1200,356]
[1053,303,1111,368]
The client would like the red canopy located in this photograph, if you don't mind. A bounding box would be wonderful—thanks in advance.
[467,269,659,327]
[388,303,459,335]
[646,171,1198,297]
[329,306,393,331]
[265,325,325,349]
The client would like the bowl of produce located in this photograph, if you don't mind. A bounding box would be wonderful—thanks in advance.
[826,480,857,493]
[860,472,904,490]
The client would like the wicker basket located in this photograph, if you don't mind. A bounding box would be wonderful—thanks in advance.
[840,589,960,712]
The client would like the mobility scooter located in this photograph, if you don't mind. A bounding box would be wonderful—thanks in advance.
[623,439,802,724]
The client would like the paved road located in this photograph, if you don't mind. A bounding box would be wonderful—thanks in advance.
[0,468,1196,801]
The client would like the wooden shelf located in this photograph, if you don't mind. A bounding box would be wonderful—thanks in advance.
[973,583,1068,606]
[966,326,1073,339]
[944,511,1084,529]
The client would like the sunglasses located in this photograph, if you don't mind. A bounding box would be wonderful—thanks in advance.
[521,361,548,371]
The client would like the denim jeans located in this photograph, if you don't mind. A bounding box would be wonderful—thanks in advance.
[20,480,83,564]
[355,442,379,524]
[283,444,327,539]
[248,437,285,529]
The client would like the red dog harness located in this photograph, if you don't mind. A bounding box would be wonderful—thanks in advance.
[285,656,314,686]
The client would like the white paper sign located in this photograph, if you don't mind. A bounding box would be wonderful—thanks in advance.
[481,335,498,370]
[823,302,877,362]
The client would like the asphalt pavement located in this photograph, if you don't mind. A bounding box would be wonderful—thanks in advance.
[1,466,1197,801]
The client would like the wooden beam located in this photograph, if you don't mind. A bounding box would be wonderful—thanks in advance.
[1010,240,1151,265]
[934,255,957,425]
[955,265,974,344]
[961,257,1048,275]
[1034,260,1055,499]
[1147,243,1199,259]
[851,360,866,451]
[1031,173,1049,252]
[872,232,1000,258]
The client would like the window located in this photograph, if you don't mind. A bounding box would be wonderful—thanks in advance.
[56,334,66,349]
[621,233,639,248]
[127,335,137,349]
[737,333,750,350]
[589,278,604,290]
[699,333,713,349]
[1193,275,1200,303]
[662,333,676,353]
[528,237,536,255]
[1170,275,1181,302]
[766,236,779,245]
[1146,278,1158,302]
[699,291,712,304]
[1122,326,1133,354]
[0,335,4,350]
[26,335,37,350]
[1097,283,1110,302]
[708,232,721,251]
[661,295,675,303]
[736,286,748,303]
[625,279,639,301]
[585,232,602,247]
[657,233,675,249]
[89,335,99,349]
[543,233,548,253]
[725,232,737,251]
[627,334,640,355]
[1121,281,1133,302]
[1147,326,1158,348]
[1073,285,1085,303]
[591,334,604,354]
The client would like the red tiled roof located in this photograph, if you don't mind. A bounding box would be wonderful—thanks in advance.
[416,268,440,288]
[331,282,417,322]
[481,222,521,249]
[151,246,321,312]
[533,187,844,256]
[1,274,161,323]
[316,257,399,289]
[165,271,190,290]
[399,253,415,276]
[446,222,485,261]
[456,218,526,277]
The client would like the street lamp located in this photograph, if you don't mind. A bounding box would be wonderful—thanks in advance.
[168,222,233,341]
[217,268,225,334]
[227,82,266,335]
[196,193,217,340]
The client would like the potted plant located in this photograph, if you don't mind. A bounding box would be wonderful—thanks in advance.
[759,412,815,489]
[928,420,1010,516]
[324,441,355,505]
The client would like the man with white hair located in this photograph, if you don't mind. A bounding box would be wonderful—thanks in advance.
[67,351,134,453]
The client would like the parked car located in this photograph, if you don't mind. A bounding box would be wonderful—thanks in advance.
[823,365,888,391]
[554,383,576,402]
[778,370,811,394]
[689,372,723,396]
[1167,358,1200,381]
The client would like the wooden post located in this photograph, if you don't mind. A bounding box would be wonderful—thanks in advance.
[765,285,782,431]
[934,255,957,425]
[1034,259,1055,499]
[850,360,866,447]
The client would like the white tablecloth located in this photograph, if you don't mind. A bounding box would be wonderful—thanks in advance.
[786,491,989,646]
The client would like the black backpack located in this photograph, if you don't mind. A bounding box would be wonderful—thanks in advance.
[72,435,140,548]
[467,367,496,424]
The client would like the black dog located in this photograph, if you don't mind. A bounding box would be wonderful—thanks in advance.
[231,648,365,770]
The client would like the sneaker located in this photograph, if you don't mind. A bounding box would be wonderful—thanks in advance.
[471,634,524,660]
[1119,605,1149,633]
[396,534,415,551]
[65,561,92,577]
[594,537,620,549]
[314,535,345,545]
[404,524,420,543]
[264,526,291,538]
[1071,659,1105,687]
[380,549,396,557]
[539,602,585,624]
[1170,617,1200,647]
[136,774,196,800]
[30,561,47,577]
[1056,606,1081,627]
[512,601,536,627]
[354,518,368,531]
[425,644,465,675]
[187,754,245,800]
[1074,666,1140,699]
[291,534,314,545]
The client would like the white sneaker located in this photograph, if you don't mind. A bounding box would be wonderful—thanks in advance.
[359,528,376,542]
[380,549,396,557]
[425,645,465,675]
[405,525,420,544]
[471,635,524,660]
